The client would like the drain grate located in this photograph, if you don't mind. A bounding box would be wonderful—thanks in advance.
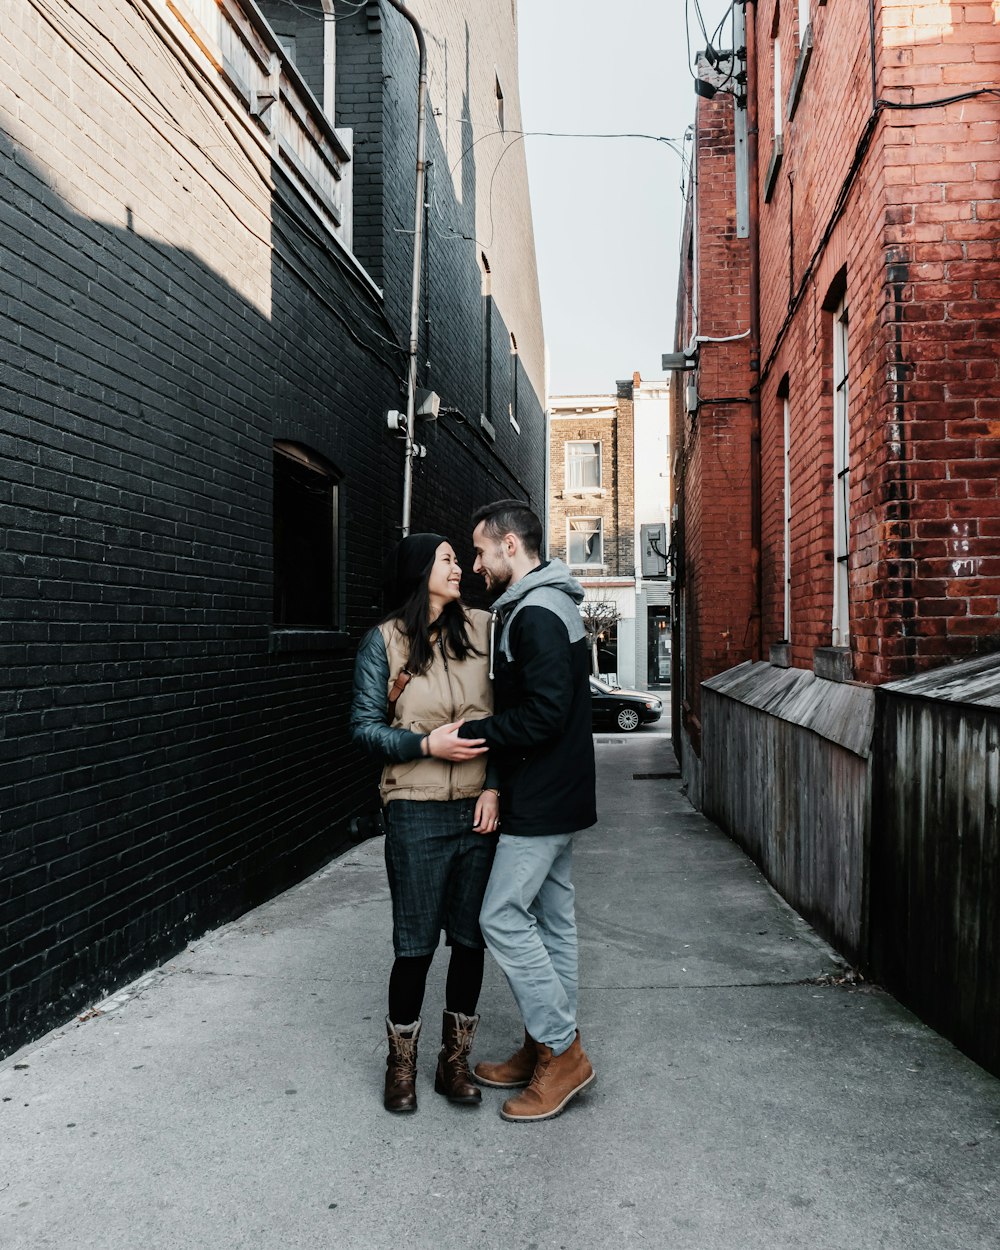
[632,772,681,780]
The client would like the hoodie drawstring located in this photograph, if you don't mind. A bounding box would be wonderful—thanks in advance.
[488,610,497,681]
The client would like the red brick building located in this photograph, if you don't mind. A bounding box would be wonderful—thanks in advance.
[756,0,1000,685]
[673,1,1000,783]
[670,62,754,761]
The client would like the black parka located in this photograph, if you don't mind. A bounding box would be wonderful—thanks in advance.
[459,560,597,837]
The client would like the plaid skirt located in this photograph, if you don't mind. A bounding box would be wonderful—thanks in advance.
[384,798,498,957]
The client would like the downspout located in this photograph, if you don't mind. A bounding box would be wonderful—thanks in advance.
[385,0,428,537]
[745,1,763,660]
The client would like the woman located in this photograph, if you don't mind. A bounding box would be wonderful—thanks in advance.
[350,533,500,1114]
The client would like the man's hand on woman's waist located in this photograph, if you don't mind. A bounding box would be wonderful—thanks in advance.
[424,720,487,761]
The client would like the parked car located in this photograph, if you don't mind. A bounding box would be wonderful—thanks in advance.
[589,676,663,733]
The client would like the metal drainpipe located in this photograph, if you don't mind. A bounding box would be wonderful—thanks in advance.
[385,0,428,537]
[745,0,763,661]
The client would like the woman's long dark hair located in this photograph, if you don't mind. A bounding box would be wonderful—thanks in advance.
[381,578,482,675]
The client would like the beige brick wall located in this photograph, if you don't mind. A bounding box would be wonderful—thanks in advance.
[548,388,636,576]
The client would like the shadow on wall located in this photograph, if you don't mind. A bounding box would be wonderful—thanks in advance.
[0,119,399,1055]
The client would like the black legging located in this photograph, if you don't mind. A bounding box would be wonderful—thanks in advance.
[388,942,485,1024]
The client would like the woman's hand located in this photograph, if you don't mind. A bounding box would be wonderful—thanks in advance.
[426,720,487,761]
[473,789,500,834]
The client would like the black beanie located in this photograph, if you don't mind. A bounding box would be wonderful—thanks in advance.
[382,533,448,614]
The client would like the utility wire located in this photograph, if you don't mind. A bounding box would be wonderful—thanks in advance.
[692,0,712,43]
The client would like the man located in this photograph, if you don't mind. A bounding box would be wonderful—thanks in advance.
[457,499,597,1122]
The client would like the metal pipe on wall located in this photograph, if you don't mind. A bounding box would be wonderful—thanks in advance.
[745,0,763,660]
[384,0,428,537]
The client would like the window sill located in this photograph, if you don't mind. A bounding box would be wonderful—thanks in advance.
[764,134,784,203]
[480,414,496,441]
[786,25,813,122]
[564,487,606,499]
[269,628,351,654]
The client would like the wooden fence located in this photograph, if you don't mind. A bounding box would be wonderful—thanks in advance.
[870,658,1000,1076]
[698,654,1000,1076]
[701,662,875,966]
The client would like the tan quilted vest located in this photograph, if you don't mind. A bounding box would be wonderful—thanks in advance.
[378,608,493,804]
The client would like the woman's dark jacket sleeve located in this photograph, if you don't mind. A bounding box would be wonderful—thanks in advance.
[350,628,425,763]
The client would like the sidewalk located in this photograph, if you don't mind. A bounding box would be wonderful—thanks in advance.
[2,735,999,1249]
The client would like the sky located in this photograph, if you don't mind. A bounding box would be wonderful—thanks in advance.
[518,0,735,396]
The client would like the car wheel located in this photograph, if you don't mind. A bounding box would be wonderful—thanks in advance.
[616,707,640,732]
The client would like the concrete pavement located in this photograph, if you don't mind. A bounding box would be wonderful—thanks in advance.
[2,733,999,1249]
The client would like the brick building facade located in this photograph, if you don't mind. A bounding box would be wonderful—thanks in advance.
[752,0,1000,684]
[551,375,670,690]
[673,2,1000,780]
[669,70,754,759]
[549,384,635,684]
[0,0,544,1054]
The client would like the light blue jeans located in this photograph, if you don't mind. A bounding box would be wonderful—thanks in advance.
[479,833,578,1056]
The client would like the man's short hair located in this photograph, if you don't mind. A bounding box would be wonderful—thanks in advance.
[472,499,543,557]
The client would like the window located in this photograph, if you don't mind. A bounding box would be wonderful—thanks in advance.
[764,13,785,202]
[788,0,814,119]
[782,391,792,642]
[273,441,339,628]
[568,517,603,567]
[566,441,601,490]
[495,74,505,133]
[798,0,810,44]
[832,299,850,647]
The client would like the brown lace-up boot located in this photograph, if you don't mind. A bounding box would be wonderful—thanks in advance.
[434,1011,482,1105]
[474,1030,538,1088]
[499,1033,595,1122]
[384,1017,420,1113]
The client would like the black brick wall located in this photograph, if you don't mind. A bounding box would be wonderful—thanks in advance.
[0,0,544,1056]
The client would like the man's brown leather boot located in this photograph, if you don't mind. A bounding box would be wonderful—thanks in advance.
[384,1017,420,1113]
[499,1033,595,1122]
[473,1030,537,1088]
[434,1010,482,1104]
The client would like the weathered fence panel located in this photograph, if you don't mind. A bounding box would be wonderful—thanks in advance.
[871,656,1000,1076]
[702,662,875,965]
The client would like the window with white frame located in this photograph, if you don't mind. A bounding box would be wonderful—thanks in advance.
[567,517,603,567]
[798,0,810,45]
[782,391,792,642]
[566,441,601,489]
[773,35,782,138]
[832,299,850,647]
